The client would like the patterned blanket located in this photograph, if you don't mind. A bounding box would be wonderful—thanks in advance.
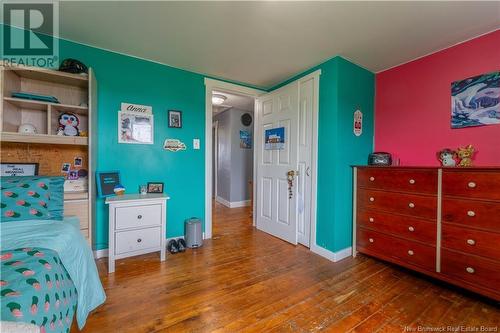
[1,247,77,333]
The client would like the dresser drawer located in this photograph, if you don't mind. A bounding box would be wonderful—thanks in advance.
[442,197,500,232]
[442,224,500,261]
[115,227,161,255]
[115,204,162,230]
[441,249,500,292]
[357,189,436,220]
[357,227,435,272]
[358,209,436,244]
[443,171,500,201]
[357,168,437,194]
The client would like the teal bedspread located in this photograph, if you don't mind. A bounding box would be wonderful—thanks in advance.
[1,247,78,333]
[1,218,106,329]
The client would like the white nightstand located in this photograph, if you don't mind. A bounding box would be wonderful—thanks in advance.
[105,194,169,273]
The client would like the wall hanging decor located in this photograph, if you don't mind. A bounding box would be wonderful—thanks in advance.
[353,109,363,136]
[163,139,187,152]
[451,71,500,129]
[121,102,152,114]
[264,127,285,150]
[240,130,252,149]
[96,171,121,197]
[168,110,182,128]
[1,163,39,176]
[118,111,154,144]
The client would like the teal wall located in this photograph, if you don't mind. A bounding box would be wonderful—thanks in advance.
[2,24,374,253]
[271,57,375,252]
[57,40,206,250]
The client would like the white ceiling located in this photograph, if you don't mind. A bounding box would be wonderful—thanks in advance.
[212,90,254,116]
[58,1,500,88]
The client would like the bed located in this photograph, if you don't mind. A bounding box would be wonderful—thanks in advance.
[1,176,105,333]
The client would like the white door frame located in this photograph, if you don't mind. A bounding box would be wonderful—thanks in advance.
[204,71,320,249]
[204,78,264,239]
[212,120,219,199]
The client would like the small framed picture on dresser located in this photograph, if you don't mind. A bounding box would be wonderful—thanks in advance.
[147,182,164,193]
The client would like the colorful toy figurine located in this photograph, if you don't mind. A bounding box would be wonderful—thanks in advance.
[437,149,457,167]
[456,145,475,167]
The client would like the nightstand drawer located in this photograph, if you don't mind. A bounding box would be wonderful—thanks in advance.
[115,204,162,230]
[115,227,161,255]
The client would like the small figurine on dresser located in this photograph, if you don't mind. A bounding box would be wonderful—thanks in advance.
[456,144,475,167]
[437,148,457,167]
[57,112,80,136]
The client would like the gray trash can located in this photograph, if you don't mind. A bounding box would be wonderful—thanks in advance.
[185,218,203,248]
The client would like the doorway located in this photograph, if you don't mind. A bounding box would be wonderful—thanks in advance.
[204,73,320,249]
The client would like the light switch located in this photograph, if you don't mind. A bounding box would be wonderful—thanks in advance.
[193,139,200,150]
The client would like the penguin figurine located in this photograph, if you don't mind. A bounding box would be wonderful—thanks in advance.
[57,113,80,136]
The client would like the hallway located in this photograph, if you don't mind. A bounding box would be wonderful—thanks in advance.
[80,203,500,332]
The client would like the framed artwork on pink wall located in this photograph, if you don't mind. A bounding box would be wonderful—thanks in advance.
[451,71,500,129]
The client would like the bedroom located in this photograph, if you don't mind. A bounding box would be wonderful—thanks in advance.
[1,1,499,332]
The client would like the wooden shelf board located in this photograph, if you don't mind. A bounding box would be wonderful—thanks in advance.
[64,191,89,200]
[4,97,88,114]
[0,132,88,145]
[2,64,89,87]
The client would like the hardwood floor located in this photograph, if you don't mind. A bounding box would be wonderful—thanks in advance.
[78,203,499,332]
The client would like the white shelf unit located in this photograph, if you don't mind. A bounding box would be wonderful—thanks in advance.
[0,64,97,246]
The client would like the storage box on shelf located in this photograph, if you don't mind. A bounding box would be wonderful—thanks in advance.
[353,166,500,301]
[0,64,97,246]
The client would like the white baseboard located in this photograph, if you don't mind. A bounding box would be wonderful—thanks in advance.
[216,196,250,208]
[310,244,352,262]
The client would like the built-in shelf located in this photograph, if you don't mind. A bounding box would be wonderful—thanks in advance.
[4,97,88,114]
[0,132,88,145]
[64,191,89,200]
[2,64,89,88]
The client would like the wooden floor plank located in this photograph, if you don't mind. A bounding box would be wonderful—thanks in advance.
[76,202,500,333]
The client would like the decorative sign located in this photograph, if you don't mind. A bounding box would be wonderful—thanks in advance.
[163,139,187,152]
[118,111,154,144]
[240,130,252,149]
[264,127,285,150]
[121,102,152,114]
[1,163,39,176]
[96,171,121,197]
[353,109,363,136]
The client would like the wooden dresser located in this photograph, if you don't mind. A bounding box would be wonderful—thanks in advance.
[353,166,500,301]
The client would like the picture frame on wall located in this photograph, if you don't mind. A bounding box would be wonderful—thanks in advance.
[118,111,154,144]
[1,163,39,176]
[168,110,182,128]
[147,182,164,193]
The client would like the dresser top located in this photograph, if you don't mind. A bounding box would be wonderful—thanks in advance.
[352,166,500,171]
[105,193,170,204]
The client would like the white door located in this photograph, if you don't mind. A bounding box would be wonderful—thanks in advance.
[297,77,314,247]
[255,82,299,244]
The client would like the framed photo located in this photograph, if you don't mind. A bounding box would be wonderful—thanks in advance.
[1,163,39,176]
[168,110,182,128]
[118,111,154,144]
[147,182,164,193]
[96,171,121,198]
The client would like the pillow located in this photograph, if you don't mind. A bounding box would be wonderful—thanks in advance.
[1,176,64,222]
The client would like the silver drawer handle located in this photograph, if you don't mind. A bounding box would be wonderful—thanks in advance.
[408,226,415,232]
[468,182,476,188]
[409,179,415,184]
[466,267,475,274]
[137,215,143,219]
[408,202,415,208]
[369,238,374,243]
[369,217,374,222]
[137,238,142,243]
[407,250,414,256]
[369,176,375,182]
[467,210,475,217]
[467,239,476,246]
[369,197,375,202]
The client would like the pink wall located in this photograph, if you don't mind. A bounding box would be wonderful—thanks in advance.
[375,30,500,166]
